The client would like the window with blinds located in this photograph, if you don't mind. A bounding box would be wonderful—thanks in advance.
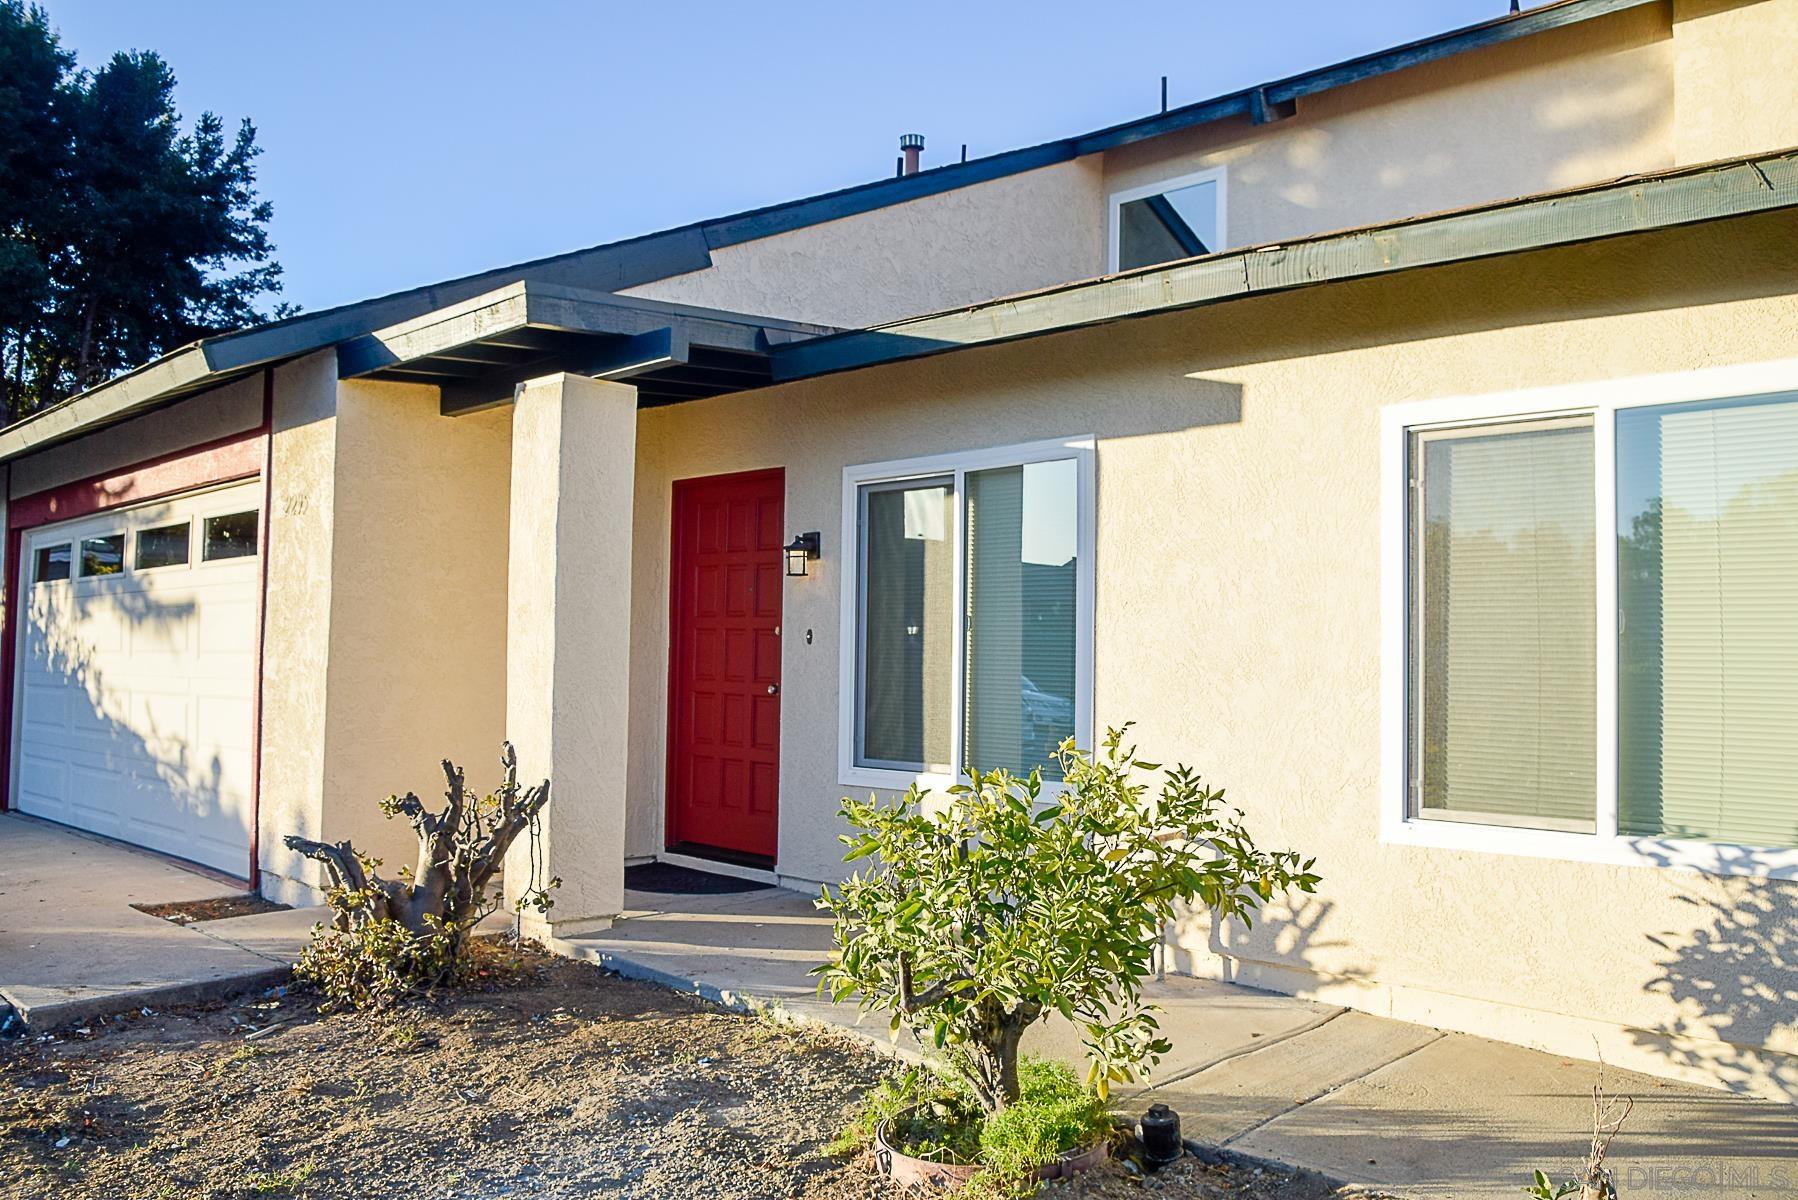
[1617,395,1798,847]
[964,461,1079,781]
[850,450,1084,784]
[1408,418,1597,831]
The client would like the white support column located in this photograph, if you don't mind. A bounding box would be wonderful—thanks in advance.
[504,372,637,937]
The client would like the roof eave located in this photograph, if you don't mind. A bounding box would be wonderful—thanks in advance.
[771,150,1798,383]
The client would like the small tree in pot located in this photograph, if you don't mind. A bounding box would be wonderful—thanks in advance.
[818,727,1318,1124]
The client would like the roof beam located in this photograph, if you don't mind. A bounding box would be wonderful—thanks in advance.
[437,327,695,417]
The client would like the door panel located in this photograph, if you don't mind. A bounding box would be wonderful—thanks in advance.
[12,481,260,875]
[667,469,783,860]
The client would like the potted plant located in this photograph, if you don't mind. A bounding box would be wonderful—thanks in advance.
[817,727,1319,1194]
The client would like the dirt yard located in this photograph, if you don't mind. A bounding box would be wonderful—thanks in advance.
[0,948,1351,1199]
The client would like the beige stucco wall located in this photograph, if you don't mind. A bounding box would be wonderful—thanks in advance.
[1673,0,1798,164]
[7,373,264,499]
[316,381,513,879]
[622,158,1109,328]
[257,366,513,901]
[503,374,637,935]
[625,208,1798,1100]
[255,350,339,903]
[1104,3,1675,255]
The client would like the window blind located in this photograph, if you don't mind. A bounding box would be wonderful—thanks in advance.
[964,461,1078,780]
[1617,395,1798,847]
[1412,420,1596,829]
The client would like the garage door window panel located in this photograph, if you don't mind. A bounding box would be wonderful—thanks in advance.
[136,523,191,570]
[80,534,125,577]
[11,480,261,875]
[203,510,258,561]
[34,543,70,584]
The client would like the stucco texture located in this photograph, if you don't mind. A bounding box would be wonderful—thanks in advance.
[503,374,637,935]
[625,209,1798,1101]
[1672,0,1798,165]
[1103,3,1676,255]
[257,363,514,901]
[622,159,1108,328]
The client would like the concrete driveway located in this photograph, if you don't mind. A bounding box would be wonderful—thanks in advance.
[0,813,316,1027]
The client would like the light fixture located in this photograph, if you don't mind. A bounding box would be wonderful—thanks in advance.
[784,531,821,577]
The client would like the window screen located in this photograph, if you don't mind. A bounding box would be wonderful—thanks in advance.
[1409,418,1596,831]
[1617,394,1798,846]
[964,460,1078,781]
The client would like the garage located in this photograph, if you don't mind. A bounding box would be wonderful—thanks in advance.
[11,480,262,876]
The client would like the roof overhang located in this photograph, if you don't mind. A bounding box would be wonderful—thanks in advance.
[0,0,1666,462]
[771,149,1798,382]
[0,344,262,465]
[336,282,840,414]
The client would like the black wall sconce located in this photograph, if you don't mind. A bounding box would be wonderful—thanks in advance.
[784,531,821,577]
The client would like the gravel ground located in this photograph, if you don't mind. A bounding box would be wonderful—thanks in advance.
[0,947,1358,1199]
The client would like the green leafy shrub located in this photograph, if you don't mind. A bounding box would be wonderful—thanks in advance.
[835,1059,1115,1198]
[817,727,1318,1114]
[978,1060,1111,1181]
[293,893,481,1012]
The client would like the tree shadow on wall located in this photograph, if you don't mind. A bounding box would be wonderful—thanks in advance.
[1631,840,1798,1101]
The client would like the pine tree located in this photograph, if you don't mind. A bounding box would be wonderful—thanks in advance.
[0,3,288,422]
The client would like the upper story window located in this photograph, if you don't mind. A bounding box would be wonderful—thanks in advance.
[841,438,1095,792]
[1109,167,1227,273]
[1383,362,1798,879]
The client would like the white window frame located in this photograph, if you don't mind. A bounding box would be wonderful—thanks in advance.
[1381,357,1798,881]
[839,436,1097,794]
[1107,165,1228,274]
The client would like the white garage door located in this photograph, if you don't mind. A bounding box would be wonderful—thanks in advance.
[12,481,261,875]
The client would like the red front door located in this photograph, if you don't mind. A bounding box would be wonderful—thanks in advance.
[666,468,784,861]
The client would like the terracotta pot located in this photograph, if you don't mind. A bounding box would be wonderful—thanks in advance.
[873,1109,1111,1193]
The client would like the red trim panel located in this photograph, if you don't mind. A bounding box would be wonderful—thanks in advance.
[7,429,264,531]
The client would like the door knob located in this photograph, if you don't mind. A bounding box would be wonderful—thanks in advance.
[766,683,779,695]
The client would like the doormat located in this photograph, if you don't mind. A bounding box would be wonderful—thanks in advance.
[624,862,772,895]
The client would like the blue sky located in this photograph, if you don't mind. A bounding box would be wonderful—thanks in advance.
[50,1,1506,315]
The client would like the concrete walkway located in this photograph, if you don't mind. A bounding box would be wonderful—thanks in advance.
[0,813,314,1026]
[555,883,1798,1199]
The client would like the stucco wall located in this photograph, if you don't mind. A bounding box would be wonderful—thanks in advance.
[626,208,1798,1100]
[256,367,513,901]
[256,350,340,903]
[622,159,1109,328]
[1672,0,1798,165]
[313,380,514,877]
[7,373,263,499]
[1103,3,1675,255]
